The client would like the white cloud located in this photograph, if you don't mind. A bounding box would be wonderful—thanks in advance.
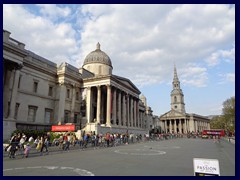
[180,64,208,87]
[77,4,235,87]
[3,4,235,88]
[37,4,72,21]
[205,45,235,66]
[3,4,80,66]
[218,73,235,84]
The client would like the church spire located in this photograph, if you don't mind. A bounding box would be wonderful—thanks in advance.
[171,65,185,113]
[173,64,179,81]
[172,64,180,90]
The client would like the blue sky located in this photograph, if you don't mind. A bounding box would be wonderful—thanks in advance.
[3,4,235,116]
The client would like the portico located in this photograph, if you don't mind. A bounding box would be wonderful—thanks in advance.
[80,43,147,135]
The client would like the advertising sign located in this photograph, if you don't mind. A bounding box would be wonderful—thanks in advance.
[51,125,75,132]
[193,158,220,176]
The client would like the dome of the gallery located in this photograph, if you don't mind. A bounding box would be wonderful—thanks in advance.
[83,42,112,67]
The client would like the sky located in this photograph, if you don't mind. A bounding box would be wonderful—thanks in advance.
[3,4,235,116]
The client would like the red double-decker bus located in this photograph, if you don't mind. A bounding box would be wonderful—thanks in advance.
[202,129,225,138]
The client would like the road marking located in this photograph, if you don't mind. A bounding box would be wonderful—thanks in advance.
[143,145,180,149]
[114,149,166,155]
[3,166,94,176]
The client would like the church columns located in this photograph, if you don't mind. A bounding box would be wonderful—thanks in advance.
[195,120,198,132]
[174,119,177,133]
[164,120,167,133]
[184,119,187,133]
[169,120,172,133]
[179,119,182,133]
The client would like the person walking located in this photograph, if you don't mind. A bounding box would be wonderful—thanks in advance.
[9,135,18,159]
[40,135,49,156]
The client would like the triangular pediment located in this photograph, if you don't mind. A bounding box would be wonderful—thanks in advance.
[112,75,140,94]
[160,109,186,119]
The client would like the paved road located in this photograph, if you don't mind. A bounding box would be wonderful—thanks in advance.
[3,138,235,176]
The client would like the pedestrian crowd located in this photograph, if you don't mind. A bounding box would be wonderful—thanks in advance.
[5,131,220,159]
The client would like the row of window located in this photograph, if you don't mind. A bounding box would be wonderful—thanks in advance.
[15,104,79,124]
[18,76,80,100]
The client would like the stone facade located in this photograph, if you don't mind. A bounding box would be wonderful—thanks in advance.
[160,65,210,133]
[3,30,153,141]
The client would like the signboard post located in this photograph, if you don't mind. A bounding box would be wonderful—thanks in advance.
[193,158,220,176]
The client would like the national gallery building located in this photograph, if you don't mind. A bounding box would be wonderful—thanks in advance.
[3,30,151,140]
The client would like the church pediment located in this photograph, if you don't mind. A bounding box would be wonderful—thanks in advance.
[160,109,186,119]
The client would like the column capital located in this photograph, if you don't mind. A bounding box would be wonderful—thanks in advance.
[97,85,101,90]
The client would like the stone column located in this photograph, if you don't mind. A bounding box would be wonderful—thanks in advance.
[130,97,133,127]
[113,87,117,125]
[164,120,167,133]
[3,69,11,118]
[9,69,20,119]
[174,119,177,133]
[127,94,130,127]
[117,90,121,126]
[96,86,101,124]
[137,100,139,128]
[86,87,92,123]
[58,83,67,122]
[122,93,126,126]
[169,120,172,133]
[70,85,76,122]
[179,119,182,133]
[195,120,198,132]
[184,119,187,133]
[106,85,111,126]
[134,99,137,127]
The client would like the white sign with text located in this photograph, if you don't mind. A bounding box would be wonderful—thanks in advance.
[193,158,220,176]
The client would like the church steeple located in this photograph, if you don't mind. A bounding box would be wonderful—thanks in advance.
[171,65,185,113]
[173,64,180,90]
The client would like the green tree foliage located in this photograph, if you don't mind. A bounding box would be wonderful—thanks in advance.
[210,96,235,132]
[222,96,235,131]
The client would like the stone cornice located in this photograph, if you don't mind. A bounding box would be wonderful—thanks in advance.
[23,60,58,77]
[3,42,28,58]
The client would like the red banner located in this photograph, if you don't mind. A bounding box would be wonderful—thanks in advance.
[51,125,75,132]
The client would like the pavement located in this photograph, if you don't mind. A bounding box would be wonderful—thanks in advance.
[3,136,235,160]
[3,137,235,176]
[3,138,235,176]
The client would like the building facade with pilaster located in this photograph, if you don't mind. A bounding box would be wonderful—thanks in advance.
[3,30,149,140]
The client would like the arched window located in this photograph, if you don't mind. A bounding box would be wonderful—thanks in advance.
[174,96,177,103]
